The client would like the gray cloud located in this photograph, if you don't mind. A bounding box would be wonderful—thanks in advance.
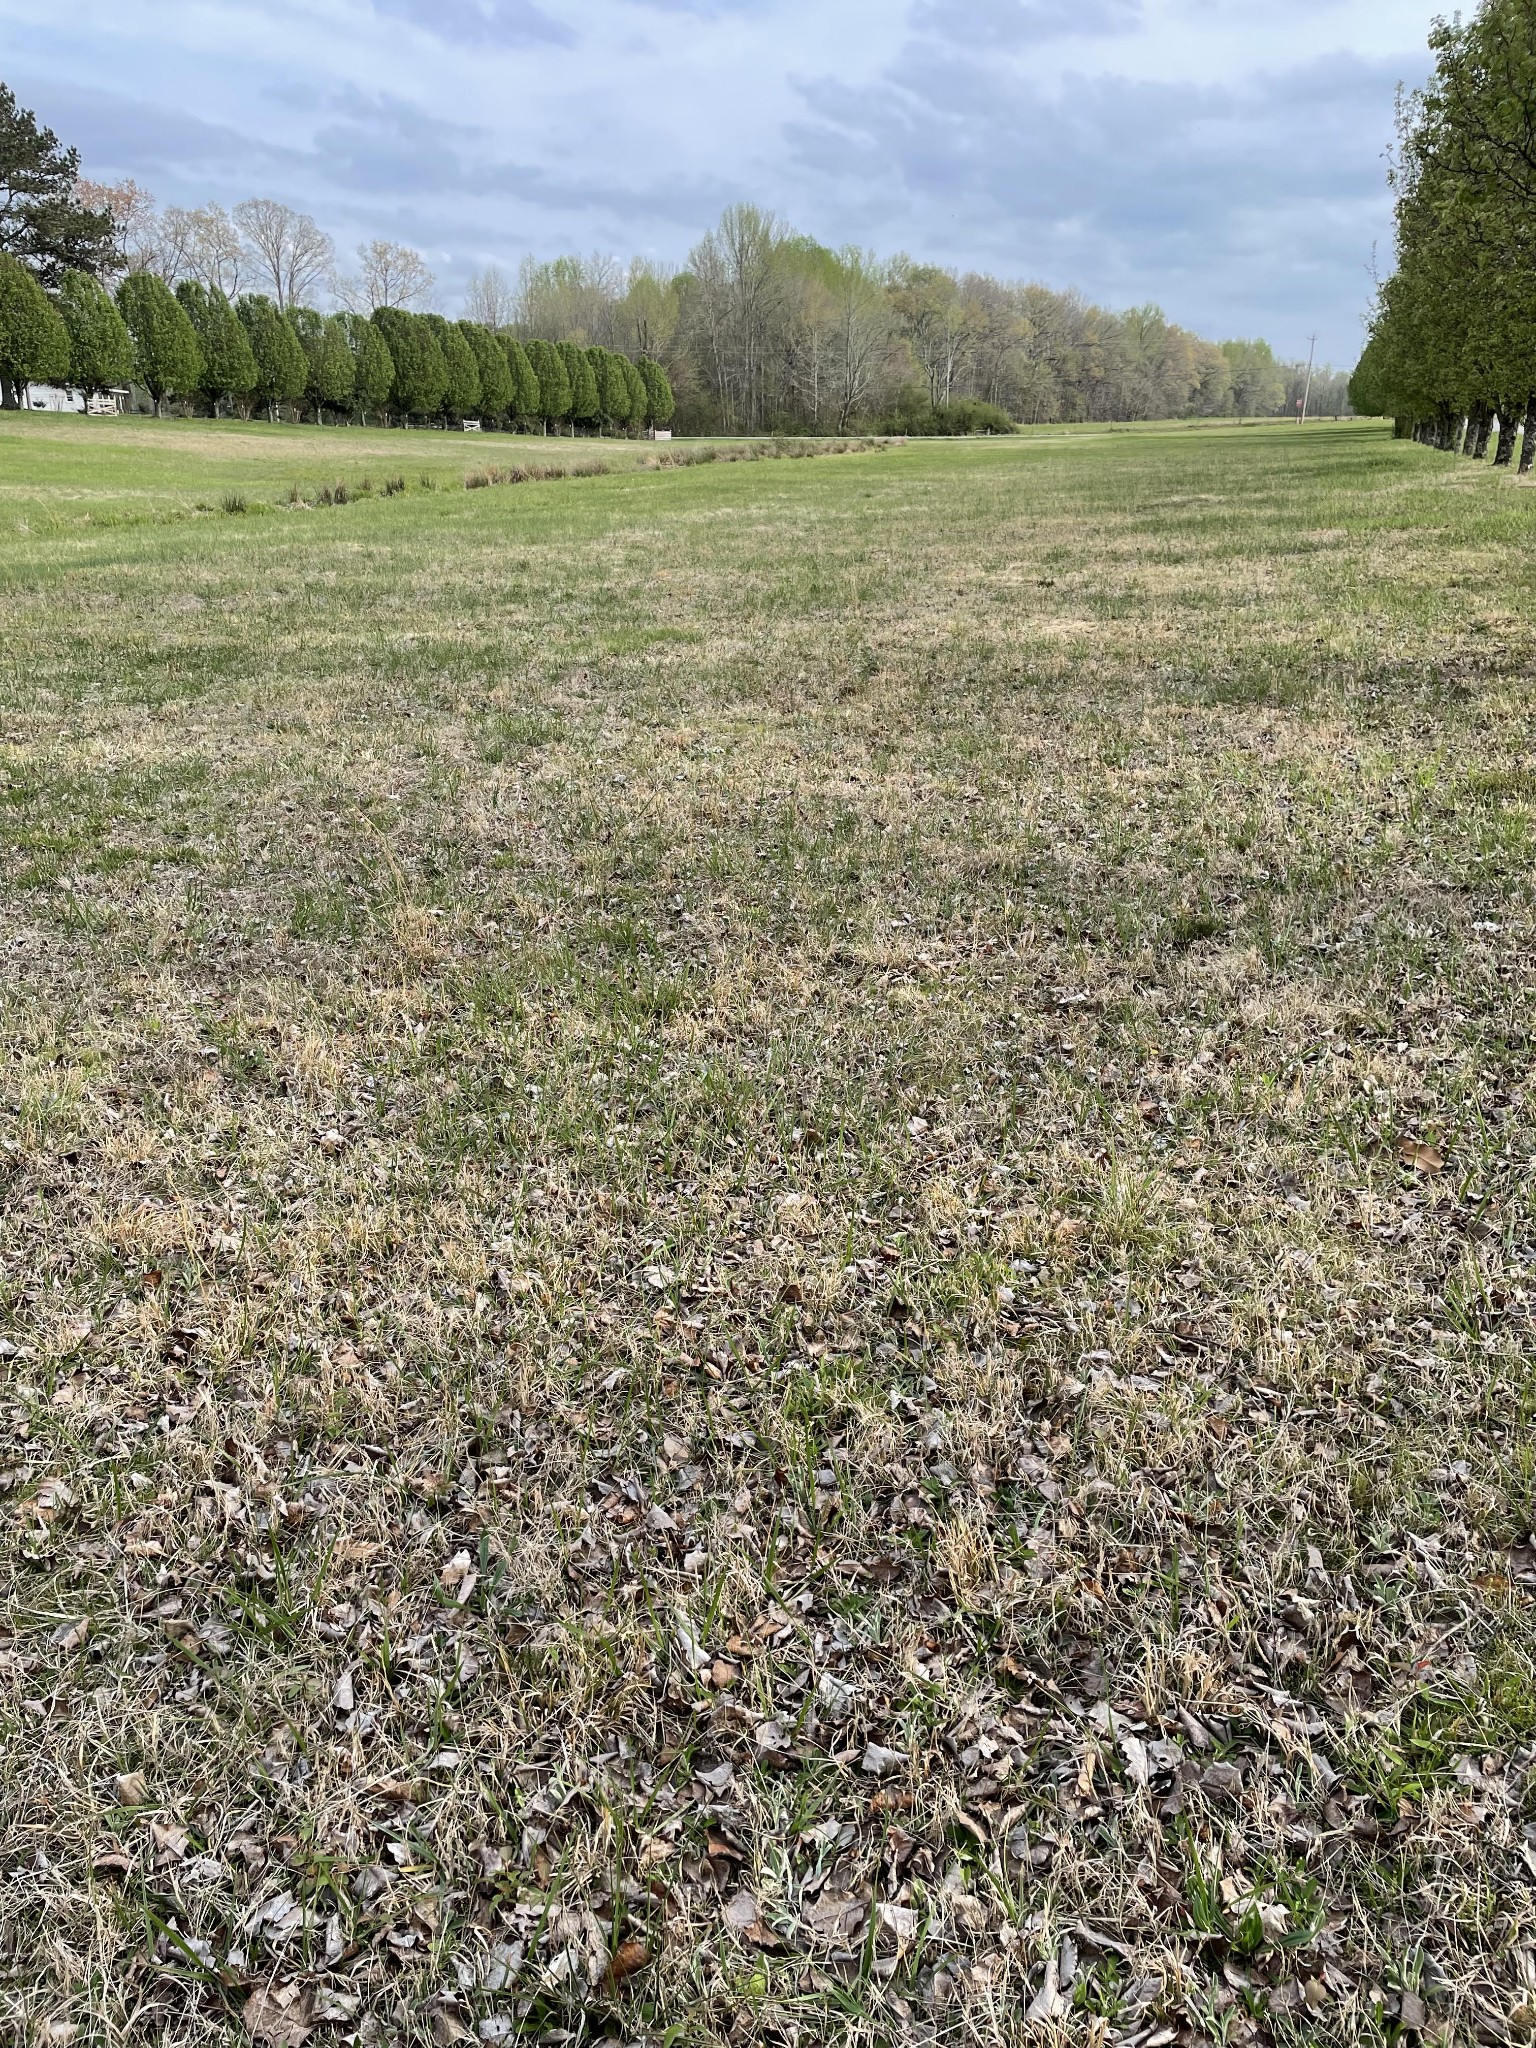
[911,0,1142,45]
[313,89,477,193]
[8,74,303,182]
[369,0,576,48]
[786,43,1406,353]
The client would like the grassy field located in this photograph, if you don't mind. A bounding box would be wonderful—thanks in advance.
[0,412,844,538]
[2,412,1536,2046]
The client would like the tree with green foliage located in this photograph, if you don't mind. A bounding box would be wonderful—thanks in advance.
[502,336,542,427]
[458,319,511,423]
[175,280,256,415]
[337,311,394,424]
[525,338,570,433]
[289,306,355,423]
[117,270,202,416]
[1353,0,1536,463]
[55,267,133,403]
[587,345,632,432]
[236,294,307,421]
[559,340,598,431]
[620,355,648,432]
[372,308,446,420]
[423,314,480,421]
[0,84,116,286]
[636,356,675,429]
[0,249,69,406]
[1219,338,1285,416]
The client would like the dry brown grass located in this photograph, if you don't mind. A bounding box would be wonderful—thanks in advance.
[2,419,1536,2046]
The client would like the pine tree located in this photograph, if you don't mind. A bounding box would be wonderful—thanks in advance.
[374,309,447,420]
[55,268,133,403]
[424,314,481,421]
[458,321,512,424]
[117,271,202,416]
[338,312,394,424]
[289,306,355,423]
[236,295,307,421]
[638,356,675,429]
[502,337,542,427]
[0,85,116,286]
[560,340,599,431]
[526,339,570,434]
[175,281,257,415]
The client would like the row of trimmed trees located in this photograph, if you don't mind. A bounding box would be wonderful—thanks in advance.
[1350,0,1536,464]
[0,254,675,432]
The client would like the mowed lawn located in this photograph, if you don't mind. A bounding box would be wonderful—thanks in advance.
[3,414,1536,2046]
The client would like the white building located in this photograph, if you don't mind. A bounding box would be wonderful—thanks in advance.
[22,384,128,415]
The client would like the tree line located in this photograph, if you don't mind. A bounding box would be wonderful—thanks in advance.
[0,255,675,432]
[0,257,676,432]
[0,86,673,431]
[1350,0,1536,463]
[0,78,1342,435]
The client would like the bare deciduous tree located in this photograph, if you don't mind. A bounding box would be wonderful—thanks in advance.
[234,199,334,311]
[175,204,245,298]
[336,239,436,313]
[462,263,514,330]
[74,177,159,279]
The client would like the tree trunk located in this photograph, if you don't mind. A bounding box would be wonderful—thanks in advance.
[1469,406,1493,458]
[1495,406,1519,465]
[1520,398,1536,475]
[0,374,18,411]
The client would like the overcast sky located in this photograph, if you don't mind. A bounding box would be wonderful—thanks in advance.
[6,0,1435,362]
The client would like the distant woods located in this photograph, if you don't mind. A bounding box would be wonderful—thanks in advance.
[0,79,1343,434]
[1353,0,1536,463]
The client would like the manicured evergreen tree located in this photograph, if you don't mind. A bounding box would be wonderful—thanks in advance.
[588,345,632,432]
[502,336,542,427]
[175,280,256,416]
[458,320,512,424]
[117,270,202,416]
[1358,0,1536,456]
[236,294,307,421]
[621,355,648,433]
[338,312,394,424]
[289,306,355,423]
[423,314,480,421]
[0,251,69,406]
[637,356,675,429]
[559,340,598,432]
[374,308,447,421]
[55,267,133,405]
[526,338,570,434]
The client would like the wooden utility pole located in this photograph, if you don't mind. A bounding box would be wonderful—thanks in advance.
[1298,335,1317,424]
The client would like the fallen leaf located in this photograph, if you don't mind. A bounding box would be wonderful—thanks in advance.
[151,1820,189,1865]
[604,1936,651,1988]
[1398,1139,1445,1174]
[114,1771,149,1807]
[242,1983,313,2048]
[861,1742,907,1776]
